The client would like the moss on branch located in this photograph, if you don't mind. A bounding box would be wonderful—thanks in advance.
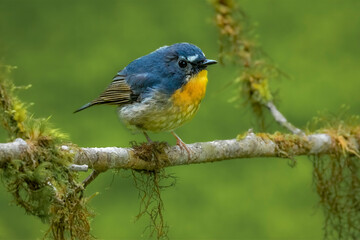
[0,65,93,240]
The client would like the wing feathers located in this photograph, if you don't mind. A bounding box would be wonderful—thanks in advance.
[74,75,134,113]
[92,76,132,105]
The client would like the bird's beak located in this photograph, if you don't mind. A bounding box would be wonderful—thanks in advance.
[201,59,217,66]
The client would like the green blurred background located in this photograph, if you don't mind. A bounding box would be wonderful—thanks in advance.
[0,0,359,239]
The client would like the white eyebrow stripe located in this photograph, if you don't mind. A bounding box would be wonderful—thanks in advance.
[187,54,199,62]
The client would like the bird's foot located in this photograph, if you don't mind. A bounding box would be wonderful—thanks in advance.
[171,131,191,160]
[143,131,153,143]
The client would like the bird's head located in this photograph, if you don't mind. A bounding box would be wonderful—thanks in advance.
[162,42,217,78]
[150,42,217,94]
[123,43,217,95]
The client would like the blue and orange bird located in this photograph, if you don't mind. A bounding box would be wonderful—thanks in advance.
[75,43,217,153]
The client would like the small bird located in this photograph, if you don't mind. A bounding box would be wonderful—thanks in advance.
[75,42,217,154]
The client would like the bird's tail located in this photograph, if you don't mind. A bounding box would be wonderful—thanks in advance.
[74,102,94,113]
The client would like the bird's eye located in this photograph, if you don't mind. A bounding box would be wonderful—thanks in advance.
[178,60,187,68]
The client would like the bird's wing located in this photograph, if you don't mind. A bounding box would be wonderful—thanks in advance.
[92,74,133,105]
[74,74,134,113]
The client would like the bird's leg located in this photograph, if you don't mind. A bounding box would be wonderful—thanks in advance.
[171,131,191,159]
[143,131,153,143]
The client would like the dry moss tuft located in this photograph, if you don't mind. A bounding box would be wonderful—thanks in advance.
[131,141,169,167]
[48,188,95,240]
[130,141,175,240]
[309,109,360,239]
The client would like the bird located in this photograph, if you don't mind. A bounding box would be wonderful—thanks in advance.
[74,42,217,155]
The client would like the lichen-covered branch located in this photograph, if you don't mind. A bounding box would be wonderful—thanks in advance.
[0,131,345,172]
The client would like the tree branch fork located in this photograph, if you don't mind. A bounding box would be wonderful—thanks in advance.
[0,131,345,173]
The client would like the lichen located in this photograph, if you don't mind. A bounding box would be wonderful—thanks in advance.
[256,131,310,166]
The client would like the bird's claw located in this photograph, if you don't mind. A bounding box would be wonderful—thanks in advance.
[172,131,192,160]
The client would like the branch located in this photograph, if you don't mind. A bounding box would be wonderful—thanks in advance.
[0,131,339,172]
[0,138,28,161]
[266,101,305,136]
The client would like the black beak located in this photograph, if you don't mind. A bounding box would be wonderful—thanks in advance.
[201,59,217,66]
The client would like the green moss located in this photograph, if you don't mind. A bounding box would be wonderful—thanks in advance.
[0,65,27,139]
[1,65,173,240]
[0,65,94,239]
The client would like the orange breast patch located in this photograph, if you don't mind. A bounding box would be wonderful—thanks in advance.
[171,70,208,107]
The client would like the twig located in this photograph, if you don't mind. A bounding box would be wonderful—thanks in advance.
[266,101,305,136]
[82,170,100,189]
[69,164,88,172]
